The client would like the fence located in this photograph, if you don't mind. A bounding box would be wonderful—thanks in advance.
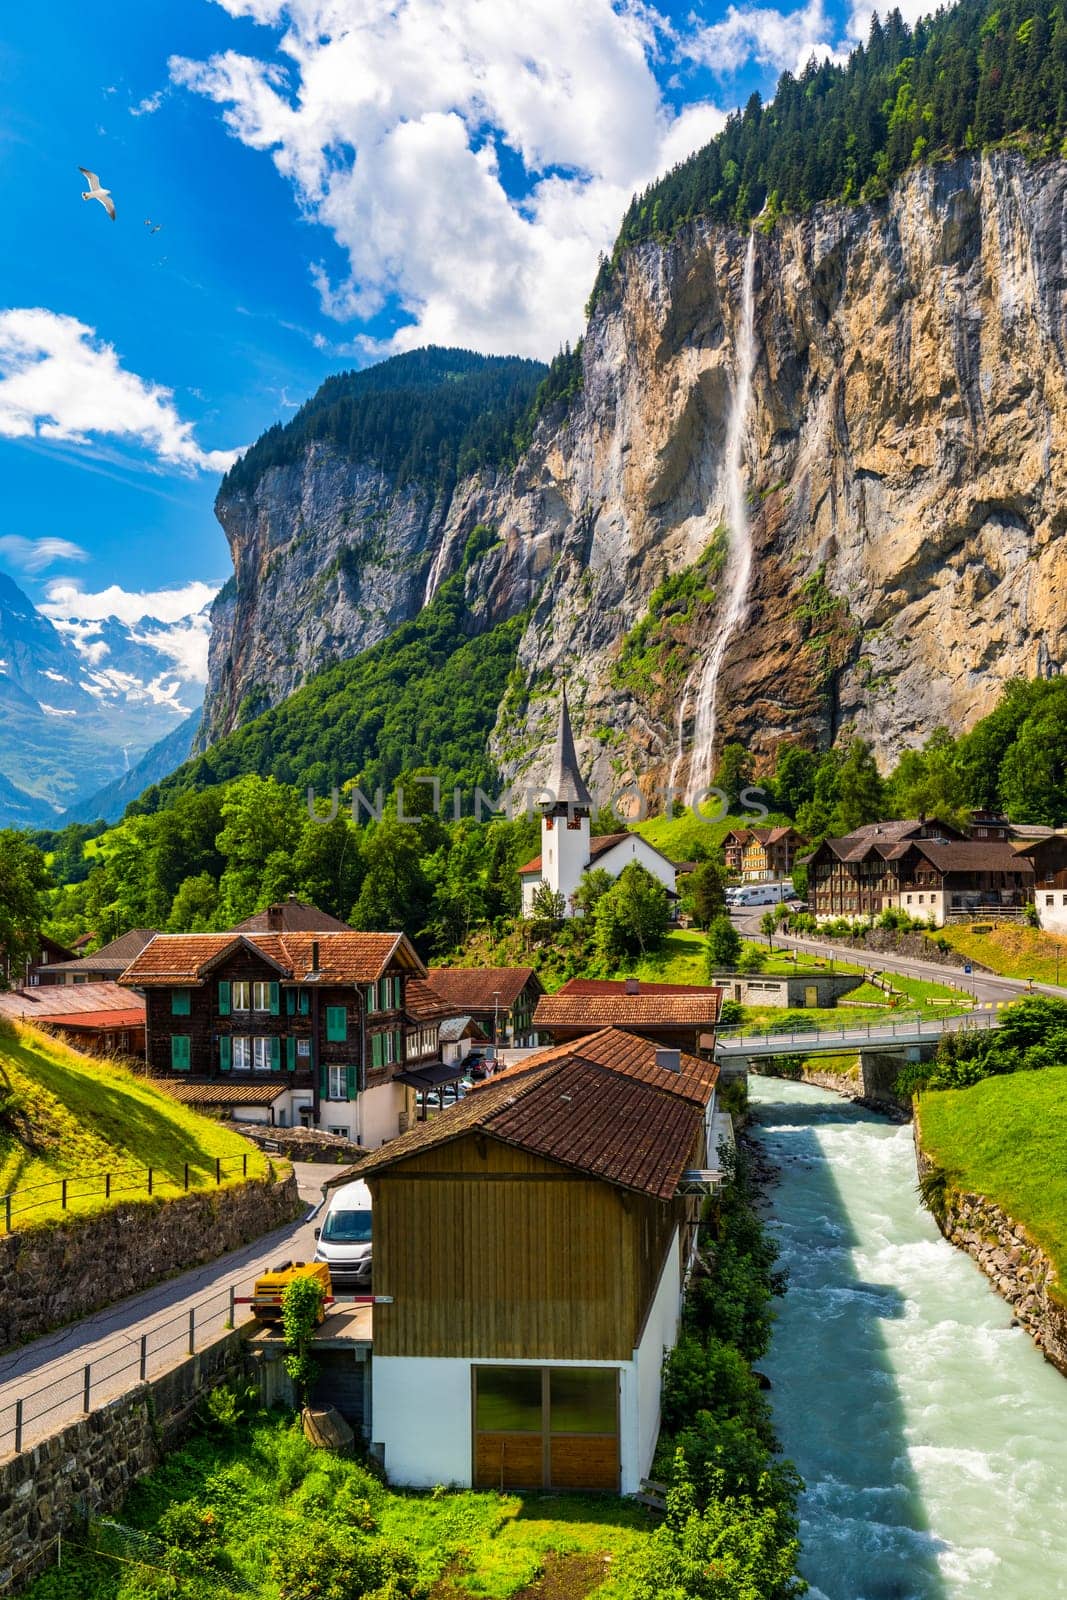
[713,1010,1001,1051]
[0,1269,261,1459]
[1,1152,269,1234]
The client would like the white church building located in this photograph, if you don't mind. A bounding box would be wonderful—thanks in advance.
[518,689,678,917]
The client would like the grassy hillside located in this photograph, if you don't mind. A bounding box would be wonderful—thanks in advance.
[919,1067,1067,1291]
[633,807,794,859]
[0,1021,268,1228]
[935,922,1067,987]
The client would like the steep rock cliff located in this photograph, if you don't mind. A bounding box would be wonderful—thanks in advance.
[203,152,1067,797]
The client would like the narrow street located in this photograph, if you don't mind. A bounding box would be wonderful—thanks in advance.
[730,908,1067,1003]
[0,1163,337,1458]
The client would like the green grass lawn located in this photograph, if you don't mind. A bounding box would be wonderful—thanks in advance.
[0,1020,271,1228]
[633,807,794,859]
[24,1409,654,1600]
[935,922,1067,987]
[918,1066,1067,1293]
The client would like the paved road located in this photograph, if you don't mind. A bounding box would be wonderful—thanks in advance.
[0,1163,337,1459]
[730,908,1067,1005]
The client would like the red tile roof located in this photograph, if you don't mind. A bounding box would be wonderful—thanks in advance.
[0,982,146,1021]
[533,988,721,1031]
[356,1049,705,1201]
[120,931,426,987]
[482,1027,718,1107]
[425,966,540,1012]
[517,832,635,876]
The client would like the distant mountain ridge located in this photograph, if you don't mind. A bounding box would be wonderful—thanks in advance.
[0,571,202,826]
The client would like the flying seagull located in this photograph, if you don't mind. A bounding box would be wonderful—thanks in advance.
[78,167,115,220]
[144,218,162,233]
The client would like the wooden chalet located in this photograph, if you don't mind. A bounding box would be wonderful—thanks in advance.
[0,980,146,1057]
[423,966,544,1047]
[532,977,721,1058]
[357,1027,723,1494]
[33,928,158,986]
[806,817,1034,925]
[740,826,807,882]
[1014,833,1067,932]
[118,930,426,1148]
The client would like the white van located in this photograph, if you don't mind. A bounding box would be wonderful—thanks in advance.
[732,881,792,907]
[314,1177,372,1292]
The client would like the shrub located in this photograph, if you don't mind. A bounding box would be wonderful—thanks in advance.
[718,998,744,1027]
[271,1527,420,1600]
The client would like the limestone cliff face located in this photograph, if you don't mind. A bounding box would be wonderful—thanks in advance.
[203,152,1067,792]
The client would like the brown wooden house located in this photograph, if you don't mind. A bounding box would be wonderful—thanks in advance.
[119,930,426,1148]
[1014,834,1067,932]
[358,1027,722,1494]
[0,980,146,1057]
[424,966,544,1047]
[532,977,721,1058]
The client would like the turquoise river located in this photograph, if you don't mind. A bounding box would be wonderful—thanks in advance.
[749,1075,1067,1599]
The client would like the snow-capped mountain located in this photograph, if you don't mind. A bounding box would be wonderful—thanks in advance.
[0,569,204,826]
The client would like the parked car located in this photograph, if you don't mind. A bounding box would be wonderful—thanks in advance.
[314,1177,372,1293]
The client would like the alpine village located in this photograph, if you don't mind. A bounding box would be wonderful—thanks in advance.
[5,3,1067,1597]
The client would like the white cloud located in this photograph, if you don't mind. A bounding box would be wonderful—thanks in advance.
[0,309,238,473]
[0,534,90,573]
[170,1,729,357]
[40,578,218,627]
[687,0,843,78]
[130,89,167,117]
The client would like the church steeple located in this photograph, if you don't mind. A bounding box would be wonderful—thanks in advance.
[544,683,592,813]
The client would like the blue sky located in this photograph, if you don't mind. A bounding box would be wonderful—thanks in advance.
[0,0,872,691]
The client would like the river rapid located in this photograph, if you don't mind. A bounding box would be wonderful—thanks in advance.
[748,1075,1067,1600]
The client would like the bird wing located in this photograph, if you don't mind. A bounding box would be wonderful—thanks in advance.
[101,194,116,221]
[78,166,100,188]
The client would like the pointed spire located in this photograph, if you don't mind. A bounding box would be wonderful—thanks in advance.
[545,682,593,811]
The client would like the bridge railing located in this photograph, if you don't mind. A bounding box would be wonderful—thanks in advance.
[714,1010,999,1050]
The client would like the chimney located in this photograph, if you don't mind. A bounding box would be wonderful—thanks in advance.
[310,939,320,974]
[624,977,639,995]
[655,1047,681,1074]
[267,904,284,931]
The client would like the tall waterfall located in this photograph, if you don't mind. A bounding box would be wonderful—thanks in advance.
[687,233,758,804]
[423,536,451,606]
[667,663,700,811]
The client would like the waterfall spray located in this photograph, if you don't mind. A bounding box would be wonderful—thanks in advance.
[667,663,700,811]
[687,232,758,806]
[423,536,451,606]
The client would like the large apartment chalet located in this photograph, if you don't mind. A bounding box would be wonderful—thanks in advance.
[722,826,807,881]
[119,929,426,1148]
[357,1027,723,1494]
[806,817,1035,925]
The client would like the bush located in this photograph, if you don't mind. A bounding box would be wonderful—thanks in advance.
[718,998,744,1027]
[271,1527,420,1600]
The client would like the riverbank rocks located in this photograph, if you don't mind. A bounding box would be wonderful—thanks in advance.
[915,1138,1067,1377]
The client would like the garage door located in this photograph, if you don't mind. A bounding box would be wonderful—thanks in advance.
[473,1366,619,1492]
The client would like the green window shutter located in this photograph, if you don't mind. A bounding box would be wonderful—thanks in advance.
[326,1006,347,1043]
[171,988,190,1016]
[299,989,310,1016]
[345,1064,356,1100]
[219,1036,232,1073]
[286,1036,296,1071]
[320,1063,329,1100]
[374,1031,383,1068]
[285,989,295,1016]
[218,981,231,1016]
[395,1028,403,1063]
[171,1035,190,1072]
[269,982,280,1016]
[394,976,402,1009]
[365,982,377,1013]
[270,1036,281,1072]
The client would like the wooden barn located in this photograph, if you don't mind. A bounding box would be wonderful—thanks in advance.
[356,1028,724,1494]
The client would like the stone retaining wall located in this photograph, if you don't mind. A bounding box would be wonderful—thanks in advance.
[221,1121,364,1163]
[915,1133,1067,1375]
[0,1172,301,1351]
[0,1329,252,1594]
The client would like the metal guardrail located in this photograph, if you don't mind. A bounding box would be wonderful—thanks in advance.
[0,1273,258,1460]
[714,1010,1000,1052]
[1,1153,268,1235]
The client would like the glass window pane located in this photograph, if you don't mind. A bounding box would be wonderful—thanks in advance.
[549,1369,617,1435]
[476,1367,542,1432]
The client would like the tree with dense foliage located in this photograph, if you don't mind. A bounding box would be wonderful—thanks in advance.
[590,0,1067,313]
[572,867,615,917]
[771,745,818,818]
[713,743,756,810]
[690,859,728,928]
[594,862,670,958]
[706,915,742,972]
[0,831,51,986]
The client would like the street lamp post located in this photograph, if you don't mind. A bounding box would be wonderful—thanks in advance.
[493,990,501,1054]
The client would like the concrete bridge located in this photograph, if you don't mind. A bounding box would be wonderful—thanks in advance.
[713,1010,1001,1100]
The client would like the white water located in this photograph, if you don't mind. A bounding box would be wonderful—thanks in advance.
[423,535,451,606]
[667,663,700,810]
[688,233,758,804]
[750,1077,1067,1599]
